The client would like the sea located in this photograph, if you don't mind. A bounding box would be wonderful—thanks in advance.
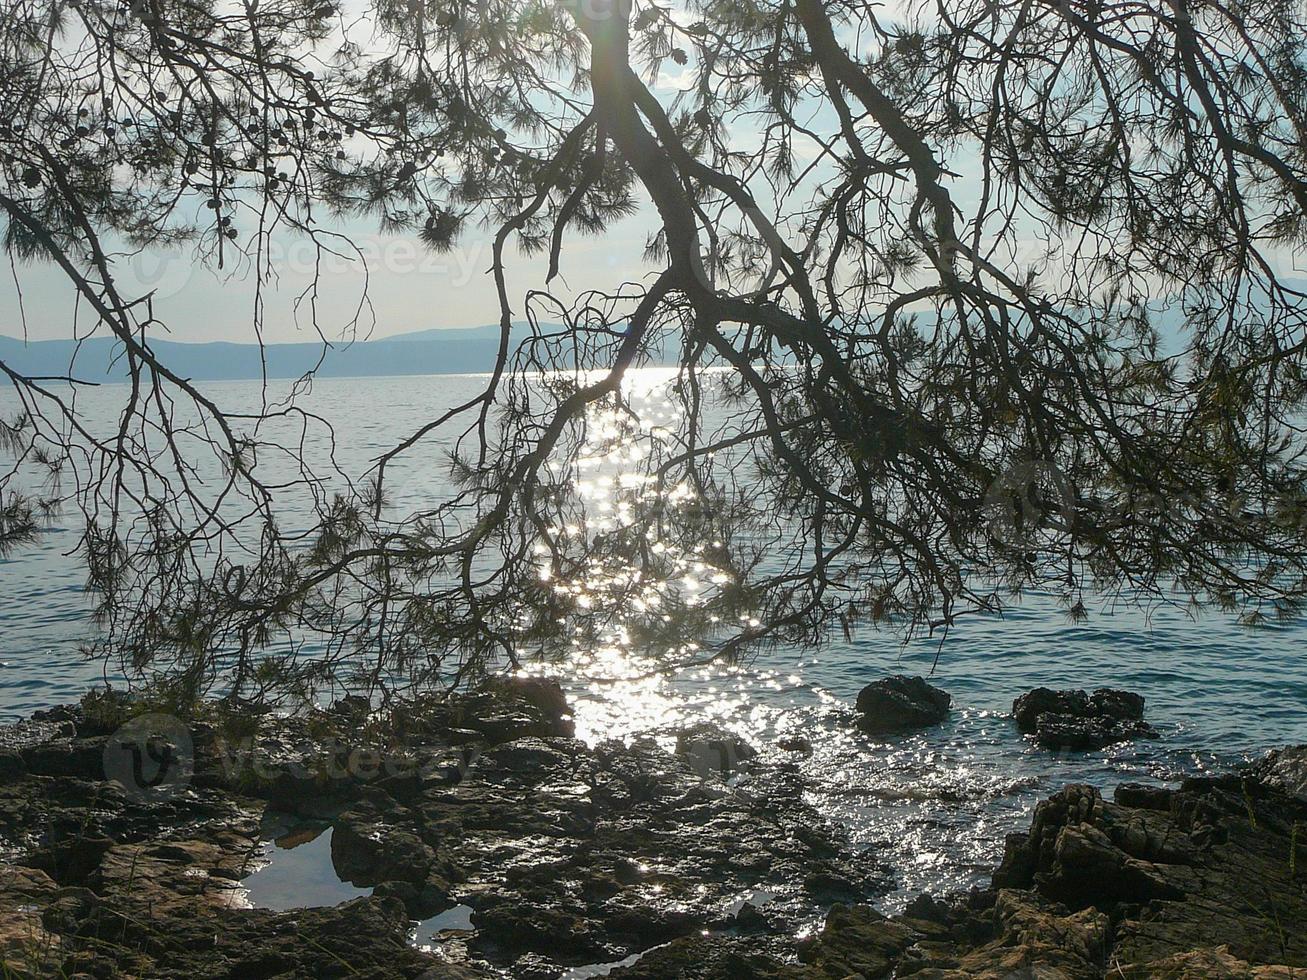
[2,370,1305,911]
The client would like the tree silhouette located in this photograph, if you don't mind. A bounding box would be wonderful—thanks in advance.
[2,0,1306,703]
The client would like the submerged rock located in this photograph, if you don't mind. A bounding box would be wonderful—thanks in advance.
[776,734,813,756]
[854,675,951,734]
[1013,686,1157,749]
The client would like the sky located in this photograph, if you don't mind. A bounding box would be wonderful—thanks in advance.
[0,208,664,344]
[6,1,1304,348]
[0,0,953,347]
[0,1,698,346]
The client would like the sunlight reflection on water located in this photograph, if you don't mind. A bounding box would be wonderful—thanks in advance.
[5,370,1307,909]
[516,368,1307,908]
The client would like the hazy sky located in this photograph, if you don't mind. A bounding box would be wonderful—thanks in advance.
[1,1,945,346]
[0,5,709,345]
[0,208,666,344]
[9,2,1300,347]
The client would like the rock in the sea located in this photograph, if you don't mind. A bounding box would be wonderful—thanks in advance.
[1248,744,1307,803]
[1013,686,1157,749]
[854,675,950,734]
[777,734,813,756]
[991,770,1307,974]
[791,751,1307,979]
[674,721,758,778]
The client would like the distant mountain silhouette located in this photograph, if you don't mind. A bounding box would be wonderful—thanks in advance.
[0,324,538,382]
[384,322,527,342]
[10,282,1301,383]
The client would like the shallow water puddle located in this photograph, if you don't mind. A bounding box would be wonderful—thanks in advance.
[411,904,475,949]
[561,945,666,979]
[240,820,371,911]
[242,816,480,956]
[725,887,775,916]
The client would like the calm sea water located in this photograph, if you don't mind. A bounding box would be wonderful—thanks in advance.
[2,372,1305,908]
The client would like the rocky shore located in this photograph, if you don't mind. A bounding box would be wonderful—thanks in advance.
[1,681,1304,978]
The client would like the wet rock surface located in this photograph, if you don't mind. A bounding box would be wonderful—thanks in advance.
[1013,686,1159,750]
[855,675,951,734]
[5,678,1307,978]
[673,720,758,778]
[0,681,880,977]
[605,750,1307,978]
[430,734,882,971]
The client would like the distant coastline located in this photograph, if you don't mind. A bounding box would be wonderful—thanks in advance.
[0,323,542,383]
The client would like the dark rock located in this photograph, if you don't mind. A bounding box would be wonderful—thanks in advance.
[991,831,1035,890]
[392,677,576,747]
[231,733,356,811]
[674,721,758,778]
[776,735,813,756]
[1248,744,1307,803]
[1,716,76,752]
[1012,687,1091,731]
[495,675,573,728]
[471,899,601,957]
[146,895,444,978]
[0,749,24,779]
[327,693,372,722]
[90,837,253,914]
[20,736,107,780]
[30,704,78,726]
[41,885,100,933]
[0,865,61,976]
[372,877,453,918]
[854,675,951,733]
[1013,686,1157,750]
[22,834,115,886]
[798,904,920,977]
[803,870,862,901]
[331,794,440,887]
[1090,687,1146,720]
[901,891,952,924]
[731,900,783,934]
[1034,713,1156,750]
[511,952,568,980]
[606,933,816,978]
[416,967,489,980]
[1114,782,1175,811]
[471,709,563,744]
[70,688,135,737]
